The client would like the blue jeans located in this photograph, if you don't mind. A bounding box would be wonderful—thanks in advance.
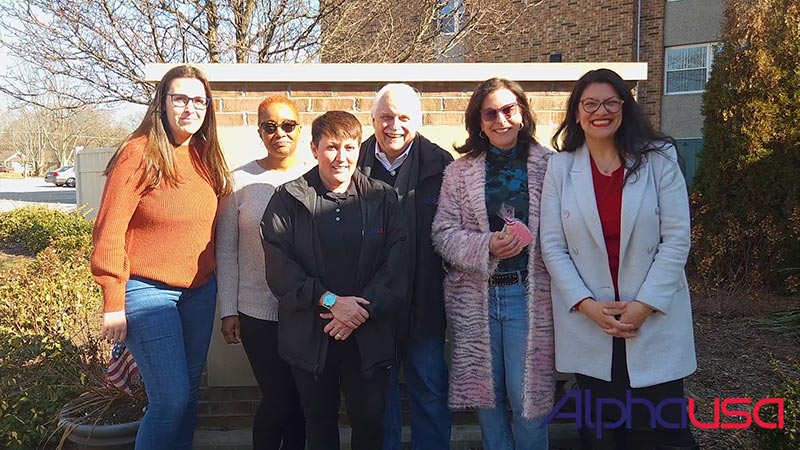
[123,276,217,450]
[383,338,452,450]
[476,280,548,450]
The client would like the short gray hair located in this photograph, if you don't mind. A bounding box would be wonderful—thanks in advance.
[370,83,423,127]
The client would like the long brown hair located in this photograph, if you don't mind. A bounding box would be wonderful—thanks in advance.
[105,65,232,196]
[455,77,538,158]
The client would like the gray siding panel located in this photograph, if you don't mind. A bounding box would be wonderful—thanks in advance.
[660,93,704,139]
[664,0,724,47]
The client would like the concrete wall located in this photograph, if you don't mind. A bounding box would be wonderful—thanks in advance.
[661,0,724,138]
[661,91,704,139]
[664,0,724,47]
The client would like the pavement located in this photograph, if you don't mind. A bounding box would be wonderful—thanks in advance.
[0,176,77,213]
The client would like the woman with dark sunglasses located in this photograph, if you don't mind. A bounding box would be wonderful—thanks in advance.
[431,77,555,450]
[541,68,698,450]
[216,95,309,450]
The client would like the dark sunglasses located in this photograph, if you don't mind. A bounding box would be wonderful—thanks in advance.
[480,102,518,122]
[260,120,300,134]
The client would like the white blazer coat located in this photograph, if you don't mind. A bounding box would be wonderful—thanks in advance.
[540,143,697,388]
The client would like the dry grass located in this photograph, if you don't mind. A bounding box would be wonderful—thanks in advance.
[0,250,32,272]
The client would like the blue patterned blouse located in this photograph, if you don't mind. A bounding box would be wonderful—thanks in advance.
[485,144,529,273]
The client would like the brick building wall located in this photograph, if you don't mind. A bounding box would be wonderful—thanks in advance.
[463,1,665,128]
[637,0,665,126]
[212,80,573,132]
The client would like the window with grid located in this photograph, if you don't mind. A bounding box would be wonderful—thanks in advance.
[664,43,720,94]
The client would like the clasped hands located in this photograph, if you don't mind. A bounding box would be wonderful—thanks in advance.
[319,295,370,342]
[578,298,654,338]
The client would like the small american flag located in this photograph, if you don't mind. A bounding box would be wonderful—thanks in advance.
[107,341,139,394]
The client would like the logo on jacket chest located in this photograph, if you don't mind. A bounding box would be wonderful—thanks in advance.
[368,227,385,235]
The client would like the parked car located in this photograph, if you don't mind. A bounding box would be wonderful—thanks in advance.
[44,165,76,187]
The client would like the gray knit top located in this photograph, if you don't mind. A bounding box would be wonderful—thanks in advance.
[216,159,311,321]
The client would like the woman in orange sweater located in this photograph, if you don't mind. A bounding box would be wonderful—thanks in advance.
[91,65,232,450]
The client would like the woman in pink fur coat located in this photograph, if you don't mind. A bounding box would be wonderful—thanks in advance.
[431,77,555,450]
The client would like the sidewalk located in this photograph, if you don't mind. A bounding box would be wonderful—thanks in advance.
[0,199,76,213]
[194,423,581,450]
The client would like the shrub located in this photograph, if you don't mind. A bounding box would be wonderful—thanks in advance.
[0,246,105,449]
[0,207,93,256]
[755,358,800,449]
[692,0,800,293]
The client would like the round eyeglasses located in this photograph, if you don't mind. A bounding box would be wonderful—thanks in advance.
[579,97,624,114]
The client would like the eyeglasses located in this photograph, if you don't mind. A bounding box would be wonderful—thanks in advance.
[167,93,210,110]
[480,102,518,122]
[579,97,624,114]
[260,120,300,134]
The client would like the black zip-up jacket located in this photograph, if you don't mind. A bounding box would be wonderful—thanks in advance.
[359,133,453,339]
[261,167,410,375]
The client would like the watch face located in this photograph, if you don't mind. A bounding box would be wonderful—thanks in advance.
[323,293,336,308]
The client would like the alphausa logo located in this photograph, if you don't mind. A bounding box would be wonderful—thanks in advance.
[540,389,784,438]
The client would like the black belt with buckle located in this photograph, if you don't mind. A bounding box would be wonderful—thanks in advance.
[489,270,528,286]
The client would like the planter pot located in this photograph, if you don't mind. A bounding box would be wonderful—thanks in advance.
[59,411,140,450]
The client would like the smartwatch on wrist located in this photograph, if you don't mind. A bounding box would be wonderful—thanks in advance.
[322,292,337,310]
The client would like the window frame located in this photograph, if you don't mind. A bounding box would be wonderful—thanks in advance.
[439,0,464,35]
[663,42,720,95]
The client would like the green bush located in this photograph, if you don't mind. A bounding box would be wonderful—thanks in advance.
[0,246,105,450]
[0,207,93,256]
[692,0,800,293]
[756,358,800,449]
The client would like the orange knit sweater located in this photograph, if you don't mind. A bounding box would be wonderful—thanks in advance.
[91,136,219,312]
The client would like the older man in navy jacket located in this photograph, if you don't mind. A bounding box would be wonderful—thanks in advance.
[358,83,454,450]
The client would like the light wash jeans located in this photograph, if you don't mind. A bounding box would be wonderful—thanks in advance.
[123,276,217,450]
[383,337,452,450]
[476,279,548,450]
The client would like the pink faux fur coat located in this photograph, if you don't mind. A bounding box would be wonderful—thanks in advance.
[431,143,555,419]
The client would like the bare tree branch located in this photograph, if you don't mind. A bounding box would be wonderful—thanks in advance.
[0,0,536,107]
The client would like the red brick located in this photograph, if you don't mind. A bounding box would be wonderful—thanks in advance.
[442,98,470,111]
[218,97,263,113]
[217,113,245,127]
[356,98,374,112]
[423,112,464,126]
[310,98,355,111]
[529,96,567,112]
[420,97,443,112]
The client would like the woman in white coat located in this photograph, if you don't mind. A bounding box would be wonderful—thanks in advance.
[540,69,698,450]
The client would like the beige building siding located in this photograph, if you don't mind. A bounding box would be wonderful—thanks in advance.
[664,0,724,47]
[661,0,724,139]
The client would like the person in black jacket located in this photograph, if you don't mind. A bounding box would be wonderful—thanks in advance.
[261,110,409,450]
[358,83,454,450]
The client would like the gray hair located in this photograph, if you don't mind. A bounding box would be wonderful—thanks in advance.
[370,83,423,127]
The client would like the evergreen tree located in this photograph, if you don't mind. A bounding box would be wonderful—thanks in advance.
[693,0,800,291]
